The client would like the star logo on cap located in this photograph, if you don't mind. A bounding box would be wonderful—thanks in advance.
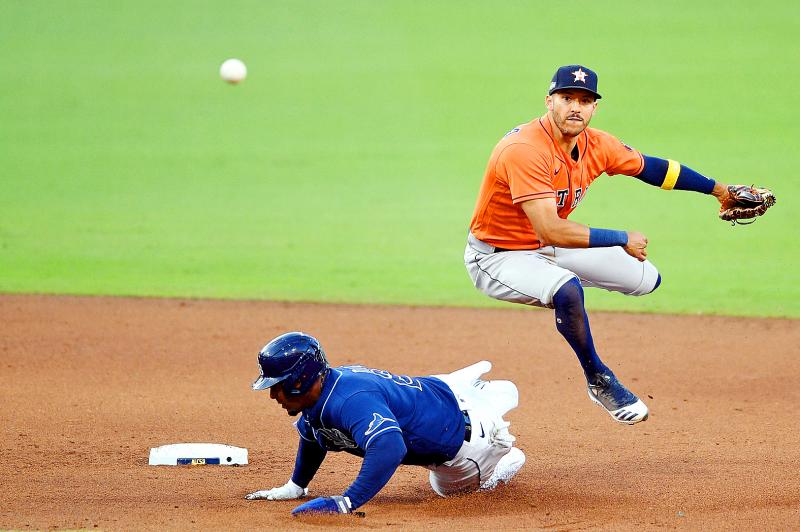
[572,68,588,83]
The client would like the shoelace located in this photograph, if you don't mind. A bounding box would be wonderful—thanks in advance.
[588,373,617,395]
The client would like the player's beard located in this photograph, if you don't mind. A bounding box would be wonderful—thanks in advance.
[553,110,589,138]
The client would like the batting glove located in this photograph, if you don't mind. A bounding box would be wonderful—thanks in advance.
[291,495,352,515]
[245,480,308,501]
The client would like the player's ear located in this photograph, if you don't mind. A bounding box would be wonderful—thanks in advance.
[545,95,553,111]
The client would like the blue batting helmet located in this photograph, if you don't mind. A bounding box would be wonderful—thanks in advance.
[252,332,329,396]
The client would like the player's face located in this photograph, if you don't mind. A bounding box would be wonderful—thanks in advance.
[269,378,322,416]
[270,386,307,416]
[546,89,597,137]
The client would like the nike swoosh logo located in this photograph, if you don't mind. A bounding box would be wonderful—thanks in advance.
[479,422,485,438]
[554,167,561,175]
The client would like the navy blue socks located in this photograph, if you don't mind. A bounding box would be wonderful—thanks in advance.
[552,277,607,378]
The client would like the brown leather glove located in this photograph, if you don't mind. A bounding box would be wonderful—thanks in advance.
[719,185,776,225]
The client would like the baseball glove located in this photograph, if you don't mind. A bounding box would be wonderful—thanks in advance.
[719,185,776,225]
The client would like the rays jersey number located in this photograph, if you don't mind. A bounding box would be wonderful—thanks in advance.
[342,365,423,391]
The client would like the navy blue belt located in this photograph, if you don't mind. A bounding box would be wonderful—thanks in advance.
[462,410,472,442]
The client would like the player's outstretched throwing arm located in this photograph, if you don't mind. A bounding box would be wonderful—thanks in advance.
[520,151,777,265]
[632,155,776,225]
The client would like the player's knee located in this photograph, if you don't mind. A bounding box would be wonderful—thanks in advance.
[651,273,662,293]
[629,265,661,296]
[552,277,585,311]
[552,278,587,327]
[428,470,480,497]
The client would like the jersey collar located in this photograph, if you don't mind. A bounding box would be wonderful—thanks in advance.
[302,367,342,427]
[539,114,587,166]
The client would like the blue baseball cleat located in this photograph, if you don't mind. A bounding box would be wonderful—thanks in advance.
[586,370,649,424]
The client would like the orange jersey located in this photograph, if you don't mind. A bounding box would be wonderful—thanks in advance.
[469,115,644,250]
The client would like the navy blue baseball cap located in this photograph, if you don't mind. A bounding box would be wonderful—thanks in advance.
[548,65,601,99]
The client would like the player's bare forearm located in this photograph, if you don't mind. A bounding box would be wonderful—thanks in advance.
[538,217,590,248]
[522,198,588,247]
[522,198,647,260]
[537,219,647,261]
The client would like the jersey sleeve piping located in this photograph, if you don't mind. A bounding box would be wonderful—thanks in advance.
[364,426,403,449]
[493,141,525,179]
[513,191,556,203]
[633,151,645,175]
[297,428,316,442]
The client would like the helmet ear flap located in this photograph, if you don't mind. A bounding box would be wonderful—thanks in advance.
[284,357,326,396]
[287,374,304,394]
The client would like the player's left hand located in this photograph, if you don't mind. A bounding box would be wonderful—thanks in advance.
[291,495,353,516]
[245,480,308,501]
[716,184,776,225]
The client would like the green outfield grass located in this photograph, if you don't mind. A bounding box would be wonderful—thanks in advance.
[1,1,797,317]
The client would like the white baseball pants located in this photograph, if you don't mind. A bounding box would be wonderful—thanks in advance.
[464,233,660,308]
[427,361,520,496]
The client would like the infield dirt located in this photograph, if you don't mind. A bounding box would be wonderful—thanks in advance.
[2,295,798,530]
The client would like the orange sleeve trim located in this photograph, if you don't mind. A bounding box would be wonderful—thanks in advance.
[512,191,556,204]
[634,152,645,176]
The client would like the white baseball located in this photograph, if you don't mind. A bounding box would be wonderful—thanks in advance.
[220,58,247,84]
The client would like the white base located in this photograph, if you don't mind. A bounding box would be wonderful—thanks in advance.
[148,443,248,466]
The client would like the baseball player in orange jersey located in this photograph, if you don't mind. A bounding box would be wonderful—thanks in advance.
[465,64,745,424]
